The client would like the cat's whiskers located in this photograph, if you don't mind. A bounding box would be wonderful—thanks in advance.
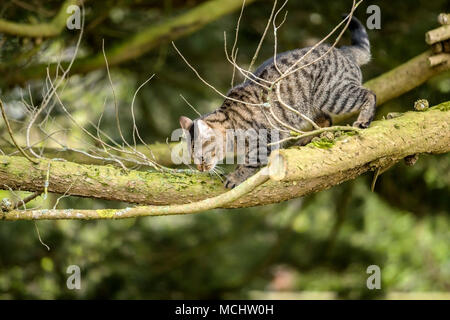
[211,167,224,182]
[213,165,225,174]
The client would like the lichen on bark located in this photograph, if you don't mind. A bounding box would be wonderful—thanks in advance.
[1,103,449,220]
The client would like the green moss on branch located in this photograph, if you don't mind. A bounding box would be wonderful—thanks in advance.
[1,103,449,220]
[0,0,77,37]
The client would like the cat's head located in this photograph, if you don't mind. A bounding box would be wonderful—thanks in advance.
[179,116,225,172]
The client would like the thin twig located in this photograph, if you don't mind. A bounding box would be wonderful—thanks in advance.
[25,4,85,158]
[4,167,271,220]
[173,41,266,106]
[275,82,320,129]
[180,94,202,116]
[0,99,38,164]
[102,39,128,149]
[34,221,50,251]
[230,0,246,87]
[272,0,289,75]
[14,192,41,210]
[248,0,278,72]
[274,0,360,83]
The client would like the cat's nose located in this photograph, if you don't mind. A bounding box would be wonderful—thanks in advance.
[196,164,204,171]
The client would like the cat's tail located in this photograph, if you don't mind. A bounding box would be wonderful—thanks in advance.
[342,15,371,66]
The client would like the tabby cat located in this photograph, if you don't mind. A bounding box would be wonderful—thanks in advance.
[179,16,375,188]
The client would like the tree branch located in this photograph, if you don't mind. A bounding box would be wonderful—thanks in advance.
[0,0,77,37]
[2,0,257,85]
[1,167,270,220]
[1,102,448,220]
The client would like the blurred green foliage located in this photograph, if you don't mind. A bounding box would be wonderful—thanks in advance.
[0,0,449,299]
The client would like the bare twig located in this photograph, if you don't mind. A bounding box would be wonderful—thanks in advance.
[25,4,85,158]
[248,0,278,71]
[0,99,38,164]
[173,41,266,106]
[272,0,289,75]
[180,94,202,116]
[273,0,360,83]
[102,39,128,148]
[34,221,50,251]
[14,192,41,210]
[131,75,155,147]
[230,0,246,87]
[224,32,272,89]
[275,82,320,129]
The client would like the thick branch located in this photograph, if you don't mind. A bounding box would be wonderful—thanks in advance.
[0,0,77,37]
[269,103,450,181]
[2,0,256,85]
[1,102,449,220]
[1,167,270,220]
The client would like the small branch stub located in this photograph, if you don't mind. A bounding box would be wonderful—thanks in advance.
[425,25,450,45]
[438,13,450,25]
[404,154,419,166]
[428,53,450,67]
[414,99,429,111]
[268,152,287,181]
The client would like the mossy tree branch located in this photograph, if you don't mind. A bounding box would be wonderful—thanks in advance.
[1,0,256,85]
[1,103,449,220]
[0,0,78,37]
[2,49,449,167]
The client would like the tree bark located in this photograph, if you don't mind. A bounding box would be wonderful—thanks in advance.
[1,102,448,220]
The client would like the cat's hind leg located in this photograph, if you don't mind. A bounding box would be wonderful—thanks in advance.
[331,86,376,129]
[313,112,333,128]
[352,89,376,129]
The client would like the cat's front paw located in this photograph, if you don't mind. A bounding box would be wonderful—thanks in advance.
[224,172,247,189]
[352,120,371,129]
[224,166,259,189]
[224,175,240,189]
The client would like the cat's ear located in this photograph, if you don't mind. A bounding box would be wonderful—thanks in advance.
[197,119,212,137]
[179,116,193,130]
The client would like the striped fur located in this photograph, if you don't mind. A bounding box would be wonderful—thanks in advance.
[179,16,376,188]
